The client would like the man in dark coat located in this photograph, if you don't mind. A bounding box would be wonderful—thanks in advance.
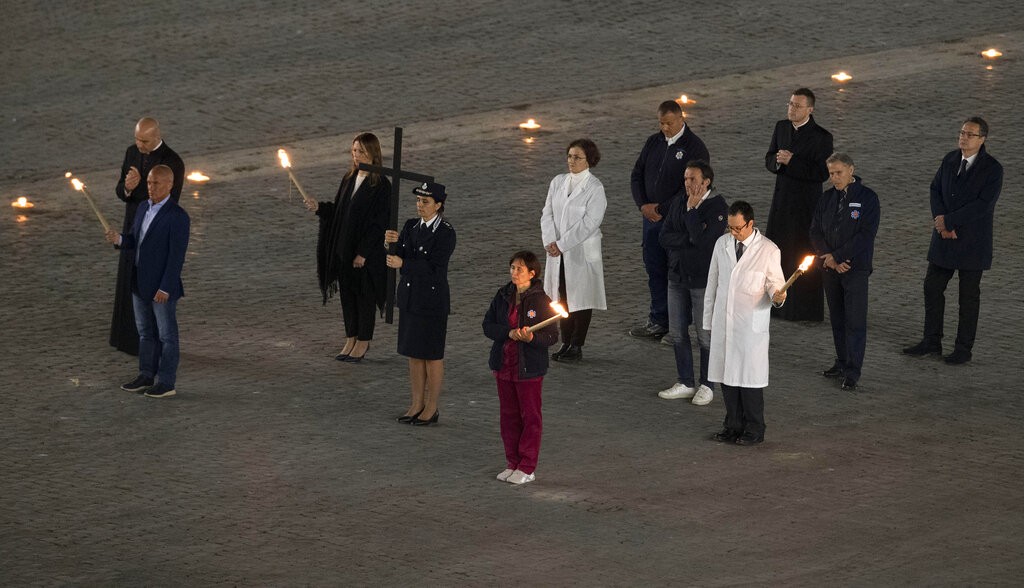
[110,118,184,355]
[629,100,710,339]
[764,88,833,322]
[810,153,880,391]
[904,117,1002,364]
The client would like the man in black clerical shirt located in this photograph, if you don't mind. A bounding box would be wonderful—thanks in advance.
[109,118,185,355]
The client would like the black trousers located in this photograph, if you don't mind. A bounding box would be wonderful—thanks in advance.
[823,269,869,382]
[558,262,592,346]
[339,272,377,341]
[923,262,983,353]
[721,384,765,436]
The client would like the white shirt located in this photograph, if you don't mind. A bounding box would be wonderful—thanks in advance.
[665,125,686,147]
[960,152,978,172]
[352,171,368,194]
[140,197,168,242]
[688,189,711,211]
[419,214,439,230]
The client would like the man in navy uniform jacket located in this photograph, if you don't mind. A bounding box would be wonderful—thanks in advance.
[106,165,191,398]
[629,100,710,339]
[904,117,1002,365]
[810,153,880,391]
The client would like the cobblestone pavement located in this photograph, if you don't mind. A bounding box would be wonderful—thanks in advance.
[2,3,1023,586]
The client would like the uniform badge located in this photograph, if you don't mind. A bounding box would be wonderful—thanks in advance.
[675,151,684,160]
[421,182,429,190]
[527,310,537,318]
[851,210,860,220]
[718,215,724,221]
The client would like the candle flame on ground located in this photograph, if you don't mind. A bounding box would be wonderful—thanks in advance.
[187,171,210,182]
[12,196,34,208]
[981,49,1002,58]
[278,149,292,168]
[550,301,570,318]
[71,178,85,190]
[64,171,72,178]
[798,255,815,272]
[523,137,535,144]
[519,119,541,130]
[831,72,852,82]
[676,94,695,104]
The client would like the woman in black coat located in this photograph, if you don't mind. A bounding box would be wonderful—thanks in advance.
[482,251,559,484]
[306,132,390,361]
[384,182,456,426]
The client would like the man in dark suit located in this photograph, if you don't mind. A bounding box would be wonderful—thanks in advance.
[810,153,880,391]
[904,117,1002,365]
[110,118,185,355]
[764,88,833,322]
[106,165,191,398]
[630,100,710,339]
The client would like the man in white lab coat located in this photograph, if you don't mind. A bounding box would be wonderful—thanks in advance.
[704,201,787,445]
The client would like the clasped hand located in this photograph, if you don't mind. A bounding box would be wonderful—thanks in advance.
[124,166,141,191]
[820,253,851,274]
[776,150,794,165]
[545,242,561,257]
[508,327,534,342]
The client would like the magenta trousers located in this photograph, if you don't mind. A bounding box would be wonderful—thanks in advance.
[495,376,543,474]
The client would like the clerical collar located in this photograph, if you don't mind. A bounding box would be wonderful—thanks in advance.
[665,125,686,147]
[147,140,164,153]
[792,117,810,130]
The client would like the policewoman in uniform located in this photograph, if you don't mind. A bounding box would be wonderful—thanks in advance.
[384,182,456,426]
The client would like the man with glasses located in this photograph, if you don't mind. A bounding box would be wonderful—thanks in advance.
[630,100,710,340]
[810,153,881,391]
[704,201,787,446]
[903,117,1002,365]
[764,88,833,322]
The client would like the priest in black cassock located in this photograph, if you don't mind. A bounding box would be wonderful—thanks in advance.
[110,118,185,355]
[764,88,833,321]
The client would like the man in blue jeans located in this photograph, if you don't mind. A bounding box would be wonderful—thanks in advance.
[656,160,728,405]
[629,100,710,339]
[106,165,190,398]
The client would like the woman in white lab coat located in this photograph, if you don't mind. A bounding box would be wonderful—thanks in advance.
[703,201,787,446]
[541,138,607,363]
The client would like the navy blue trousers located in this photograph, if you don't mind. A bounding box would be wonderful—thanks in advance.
[641,218,668,328]
[823,268,869,382]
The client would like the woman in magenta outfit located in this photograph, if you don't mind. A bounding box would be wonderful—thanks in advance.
[482,251,559,485]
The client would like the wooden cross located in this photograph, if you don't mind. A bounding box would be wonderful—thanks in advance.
[358,127,434,324]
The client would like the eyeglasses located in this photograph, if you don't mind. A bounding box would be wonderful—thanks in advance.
[958,130,983,138]
[787,101,810,108]
[727,221,750,233]
[567,155,587,162]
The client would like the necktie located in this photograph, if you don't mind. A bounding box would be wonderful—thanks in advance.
[958,159,968,176]
[735,241,745,262]
[837,189,848,213]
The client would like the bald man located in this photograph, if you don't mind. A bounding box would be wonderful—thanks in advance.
[110,117,185,355]
[106,165,191,398]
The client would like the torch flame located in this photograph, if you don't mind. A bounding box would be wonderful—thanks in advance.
[981,48,1002,58]
[278,149,292,168]
[550,301,570,318]
[71,178,85,190]
[64,171,72,178]
[187,171,210,182]
[519,119,541,130]
[831,72,852,82]
[798,255,815,272]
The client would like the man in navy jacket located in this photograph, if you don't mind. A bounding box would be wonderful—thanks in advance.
[629,100,710,339]
[106,165,191,397]
[904,117,1002,365]
[656,160,728,405]
[810,153,880,391]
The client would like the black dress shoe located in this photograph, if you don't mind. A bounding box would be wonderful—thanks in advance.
[551,343,570,361]
[335,352,350,361]
[411,411,439,426]
[902,340,942,356]
[841,378,858,391]
[944,349,972,365]
[711,428,741,443]
[558,345,582,362]
[822,365,844,378]
[397,410,422,424]
[735,431,764,446]
[121,375,154,393]
[344,343,371,363]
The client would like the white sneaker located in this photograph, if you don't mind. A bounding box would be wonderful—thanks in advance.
[658,382,696,399]
[691,384,714,406]
[496,468,515,482]
[506,470,536,484]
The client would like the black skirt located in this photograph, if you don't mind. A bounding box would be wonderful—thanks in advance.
[397,311,448,360]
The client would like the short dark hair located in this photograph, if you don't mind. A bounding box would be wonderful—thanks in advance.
[509,250,542,280]
[567,138,601,167]
[793,87,816,107]
[658,100,683,116]
[729,200,754,223]
[963,116,989,137]
[685,159,714,191]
